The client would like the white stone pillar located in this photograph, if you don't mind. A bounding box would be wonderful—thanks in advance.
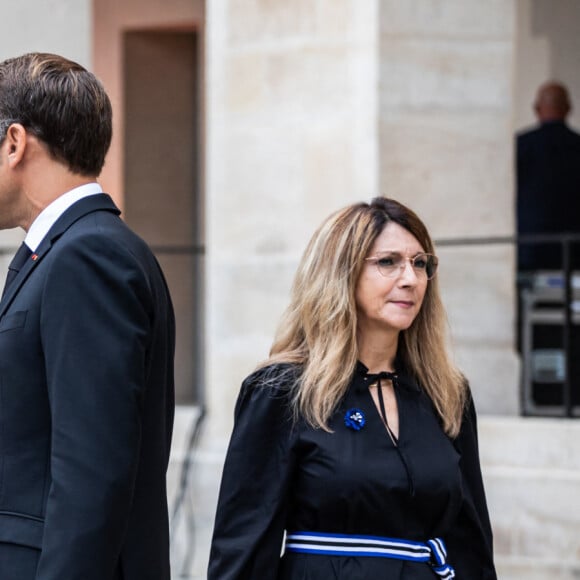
[378,0,519,414]
[205,0,380,443]
[199,0,380,575]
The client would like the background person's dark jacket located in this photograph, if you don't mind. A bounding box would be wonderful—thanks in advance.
[516,120,580,270]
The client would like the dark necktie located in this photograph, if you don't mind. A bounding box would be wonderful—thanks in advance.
[2,242,32,298]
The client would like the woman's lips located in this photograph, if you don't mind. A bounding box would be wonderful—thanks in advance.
[390,300,414,308]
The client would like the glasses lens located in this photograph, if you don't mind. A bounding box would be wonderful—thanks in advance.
[419,254,437,279]
[371,253,438,279]
[375,253,403,277]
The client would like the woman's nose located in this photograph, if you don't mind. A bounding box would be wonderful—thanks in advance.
[397,260,418,285]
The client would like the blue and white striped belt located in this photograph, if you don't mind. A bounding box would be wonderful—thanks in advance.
[285,531,455,579]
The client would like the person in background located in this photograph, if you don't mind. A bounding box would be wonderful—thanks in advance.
[515,82,580,363]
[208,197,496,579]
[0,53,175,580]
[516,81,580,271]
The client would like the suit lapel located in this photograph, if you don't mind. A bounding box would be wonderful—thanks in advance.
[0,194,121,317]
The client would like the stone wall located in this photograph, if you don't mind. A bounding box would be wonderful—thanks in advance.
[515,0,580,131]
[199,1,381,574]
[481,416,580,578]
[205,0,381,444]
[378,1,519,415]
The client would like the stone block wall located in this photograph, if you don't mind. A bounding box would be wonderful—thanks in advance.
[481,417,580,578]
[205,0,381,443]
[515,0,580,131]
[378,1,519,415]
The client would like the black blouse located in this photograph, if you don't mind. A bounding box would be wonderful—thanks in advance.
[208,363,496,579]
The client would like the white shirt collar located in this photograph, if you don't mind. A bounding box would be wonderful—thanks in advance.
[24,183,103,251]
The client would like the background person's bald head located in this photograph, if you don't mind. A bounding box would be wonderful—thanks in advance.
[534,81,571,122]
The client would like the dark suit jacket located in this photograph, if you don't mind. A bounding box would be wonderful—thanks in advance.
[0,194,175,580]
[516,120,580,270]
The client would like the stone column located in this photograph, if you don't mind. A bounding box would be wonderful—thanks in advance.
[199,0,380,575]
[205,0,381,443]
[378,1,519,414]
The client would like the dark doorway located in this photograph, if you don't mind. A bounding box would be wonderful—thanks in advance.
[124,30,203,405]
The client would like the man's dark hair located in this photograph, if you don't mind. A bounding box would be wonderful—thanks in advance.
[0,52,112,176]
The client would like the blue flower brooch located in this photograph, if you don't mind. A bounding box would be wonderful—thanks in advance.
[344,408,366,431]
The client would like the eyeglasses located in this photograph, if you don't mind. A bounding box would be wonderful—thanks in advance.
[365,251,438,280]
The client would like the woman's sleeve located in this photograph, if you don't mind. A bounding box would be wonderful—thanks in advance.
[207,368,297,580]
[446,393,498,579]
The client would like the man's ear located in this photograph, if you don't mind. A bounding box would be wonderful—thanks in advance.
[4,123,28,167]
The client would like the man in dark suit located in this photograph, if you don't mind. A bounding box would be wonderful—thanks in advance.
[516,82,580,404]
[516,81,580,270]
[0,53,175,579]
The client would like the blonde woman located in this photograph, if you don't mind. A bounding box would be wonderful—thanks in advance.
[208,197,496,579]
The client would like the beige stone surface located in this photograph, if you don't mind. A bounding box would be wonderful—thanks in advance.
[489,469,580,562]
[479,416,580,472]
[380,0,514,39]
[496,559,580,580]
[437,246,515,343]
[481,416,580,577]
[0,0,92,66]
[227,0,317,45]
[378,1,518,418]
[208,257,298,437]
[212,259,294,337]
[206,0,380,443]
[434,246,519,414]
[380,112,514,237]
[453,345,519,415]
[380,38,511,110]
[515,0,580,131]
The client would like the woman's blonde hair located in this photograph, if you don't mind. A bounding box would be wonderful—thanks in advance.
[262,197,466,437]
